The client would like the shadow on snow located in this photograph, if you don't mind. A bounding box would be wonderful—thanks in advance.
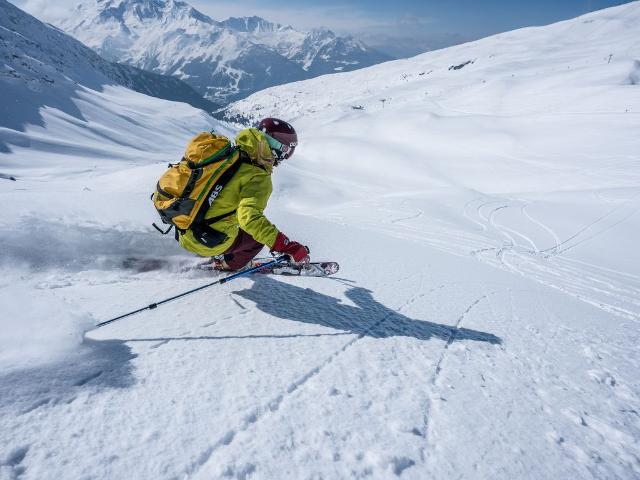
[122,277,501,345]
[232,276,502,344]
[0,339,136,415]
[0,274,501,414]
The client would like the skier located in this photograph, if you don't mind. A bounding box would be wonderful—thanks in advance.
[177,117,309,271]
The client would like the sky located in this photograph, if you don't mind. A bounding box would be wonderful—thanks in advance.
[12,0,637,57]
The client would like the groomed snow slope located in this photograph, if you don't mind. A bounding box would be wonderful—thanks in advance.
[1,2,640,480]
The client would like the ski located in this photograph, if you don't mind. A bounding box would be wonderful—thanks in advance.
[122,256,339,277]
[249,259,339,277]
[198,257,339,277]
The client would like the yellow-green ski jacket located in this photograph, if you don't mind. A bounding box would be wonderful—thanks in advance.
[178,128,279,256]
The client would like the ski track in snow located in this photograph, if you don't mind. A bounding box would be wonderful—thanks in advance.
[2,2,640,478]
[431,292,498,382]
[185,333,361,477]
[312,192,640,473]
[364,193,640,324]
[419,290,499,450]
[2,185,631,479]
[336,191,640,330]
[187,275,434,477]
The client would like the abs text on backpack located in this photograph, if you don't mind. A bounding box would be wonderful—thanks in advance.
[151,132,241,242]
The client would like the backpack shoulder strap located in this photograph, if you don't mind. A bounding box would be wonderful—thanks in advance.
[193,148,242,225]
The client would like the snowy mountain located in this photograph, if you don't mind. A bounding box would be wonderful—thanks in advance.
[225,3,640,129]
[0,0,221,157]
[220,16,384,76]
[0,0,217,123]
[52,0,391,103]
[1,1,640,479]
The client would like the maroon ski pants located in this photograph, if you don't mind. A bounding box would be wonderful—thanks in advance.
[223,229,265,270]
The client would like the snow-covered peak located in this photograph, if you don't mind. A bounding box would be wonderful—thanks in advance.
[50,0,391,103]
[62,0,222,62]
[220,16,292,34]
[307,27,336,40]
[91,0,213,23]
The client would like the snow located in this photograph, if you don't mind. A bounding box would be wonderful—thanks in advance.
[46,0,389,102]
[0,285,93,369]
[1,1,640,479]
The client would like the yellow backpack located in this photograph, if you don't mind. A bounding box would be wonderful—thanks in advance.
[152,132,241,239]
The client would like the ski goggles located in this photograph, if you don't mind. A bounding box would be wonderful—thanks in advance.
[265,134,297,160]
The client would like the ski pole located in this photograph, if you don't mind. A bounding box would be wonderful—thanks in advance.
[94,255,288,329]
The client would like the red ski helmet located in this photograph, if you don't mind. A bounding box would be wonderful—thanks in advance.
[257,117,298,161]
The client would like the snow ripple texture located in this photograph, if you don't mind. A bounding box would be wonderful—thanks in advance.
[1,1,640,479]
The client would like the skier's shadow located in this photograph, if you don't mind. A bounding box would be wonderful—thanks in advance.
[234,276,501,344]
[0,339,136,414]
